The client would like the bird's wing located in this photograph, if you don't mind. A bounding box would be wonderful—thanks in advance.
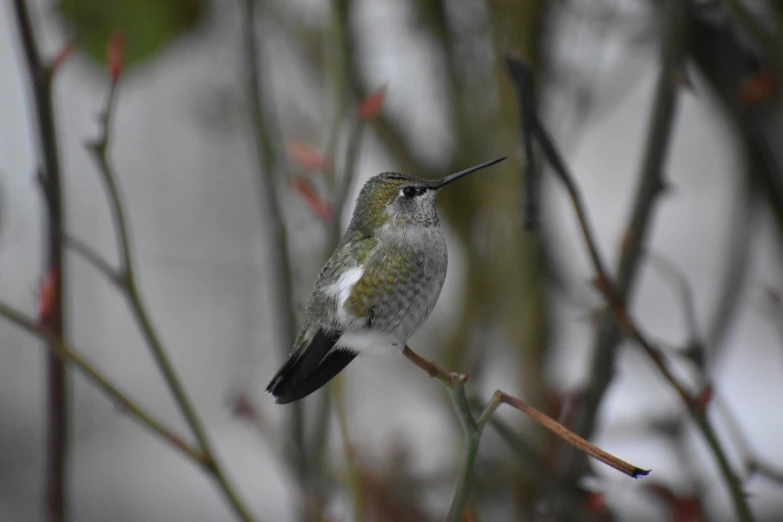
[266,328,354,404]
[266,235,379,404]
[341,243,424,324]
[302,234,380,322]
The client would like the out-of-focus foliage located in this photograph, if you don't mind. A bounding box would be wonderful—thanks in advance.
[57,0,204,69]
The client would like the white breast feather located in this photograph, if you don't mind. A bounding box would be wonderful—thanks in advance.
[325,265,405,353]
[336,330,402,354]
[327,266,364,312]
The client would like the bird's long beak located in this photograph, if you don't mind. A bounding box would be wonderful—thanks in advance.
[433,157,507,190]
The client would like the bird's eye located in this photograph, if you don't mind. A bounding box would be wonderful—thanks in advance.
[401,186,417,198]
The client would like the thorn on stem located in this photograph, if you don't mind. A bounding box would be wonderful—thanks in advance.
[231,394,258,421]
[50,43,73,73]
[451,372,468,384]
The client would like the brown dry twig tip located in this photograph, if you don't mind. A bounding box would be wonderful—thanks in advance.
[491,391,649,479]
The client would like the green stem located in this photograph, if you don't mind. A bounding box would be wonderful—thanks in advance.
[240,0,305,490]
[694,410,753,522]
[333,375,363,520]
[445,383,481,522]
[445,384,499,522]
[86,79,255,522]
[241,0,297,352]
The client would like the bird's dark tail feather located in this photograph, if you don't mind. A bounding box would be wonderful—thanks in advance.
[266,329,356,404]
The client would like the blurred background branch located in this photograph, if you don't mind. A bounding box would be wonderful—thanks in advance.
[0,300,207,466]
[82,47,255,522]
[9,1,70,520]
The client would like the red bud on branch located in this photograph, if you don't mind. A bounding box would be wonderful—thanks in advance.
[38,266,59,326]
[290,175,333,221]
[738,70,778,105]
[287,141,329,172]
[357,86,387,120]
[107,30,124,83]
[583,491,606,513]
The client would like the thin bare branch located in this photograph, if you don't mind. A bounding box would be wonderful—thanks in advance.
[0,301,205,466]
[64,233,121,285]
[492,391,648,478]
[403,345,466,387]
[9,1,69,518]
[239,0,305,489]
[82,59,255,522]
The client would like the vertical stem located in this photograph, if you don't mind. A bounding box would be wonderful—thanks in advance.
[240,0,296,360]
[239,0,306,500]
[87,106,256,522]
[84,63,256,522]
[693,410,753,522]
[314,2,364,516]
[445,383,481,522]
[9,2,68,520]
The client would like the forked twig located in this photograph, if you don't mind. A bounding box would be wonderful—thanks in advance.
[402,345,648,522]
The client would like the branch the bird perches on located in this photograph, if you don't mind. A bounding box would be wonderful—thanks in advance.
[402,347,649,479]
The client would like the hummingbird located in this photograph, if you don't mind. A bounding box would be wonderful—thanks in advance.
[266,157,506,404]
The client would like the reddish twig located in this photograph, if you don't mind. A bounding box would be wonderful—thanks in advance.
[9,2,69,519]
